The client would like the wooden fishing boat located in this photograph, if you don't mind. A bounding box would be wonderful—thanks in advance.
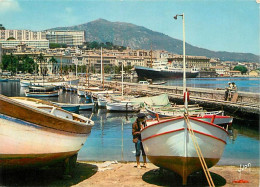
[0,95,94,169]
[106,101,140,112]
[97,95,108,107]
[78,103,95,110]
[77,89,86,96]
[52,102,80,112]
[145,105,232,125]
[53,102,94,111]
[0,78,8,82]
[141,116,229,185]
[25,85,59,97]
[20,80,31,87]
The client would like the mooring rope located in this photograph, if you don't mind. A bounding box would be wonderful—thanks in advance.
[184,113,215,187]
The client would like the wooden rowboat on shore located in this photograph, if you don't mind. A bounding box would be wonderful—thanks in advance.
[0,95,94,171]
[141,116,229,185]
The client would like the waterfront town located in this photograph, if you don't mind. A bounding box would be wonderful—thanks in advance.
[0,14,259,187]
[0,27,259,77]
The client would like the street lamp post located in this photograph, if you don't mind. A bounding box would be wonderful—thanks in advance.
[174,13,187,109]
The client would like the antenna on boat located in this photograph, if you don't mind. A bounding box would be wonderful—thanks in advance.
[174,13,188,111]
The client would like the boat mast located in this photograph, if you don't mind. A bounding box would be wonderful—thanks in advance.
[87,54,89,88]
[175,13,187,109]
[121,63,124,97]
[100,47,103,89]
[60,55,63,80]
[182,14,187,110]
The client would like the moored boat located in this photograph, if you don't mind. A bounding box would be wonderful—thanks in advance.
[52,102,80,112]
[145,105,233,126]
[25,85,59,97]
[77,89,86,96]
[97,95,108,108]
[0,78,8,82]
[79,103,95,110]
[134,65,199,79]
[0,95,94,169]
[106,102,140,112]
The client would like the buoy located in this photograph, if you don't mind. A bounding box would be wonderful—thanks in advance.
[232,179,249,183]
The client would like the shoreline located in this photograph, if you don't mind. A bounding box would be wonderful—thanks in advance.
[1,161,259,186]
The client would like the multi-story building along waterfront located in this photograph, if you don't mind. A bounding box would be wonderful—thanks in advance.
[45,30,85,46]
[0,30,46,40]
[0,40,49,49]
[0,29,49,49]
[169,55,211,69]
[115,56,145,67]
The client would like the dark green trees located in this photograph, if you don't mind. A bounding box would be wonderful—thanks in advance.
[1,54,36,74]
[233,65,248,74]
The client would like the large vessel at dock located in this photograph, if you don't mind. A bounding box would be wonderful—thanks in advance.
[134,60,199,79]
[0,95,94,169]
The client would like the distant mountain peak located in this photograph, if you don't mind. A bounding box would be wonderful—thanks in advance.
[92,18,110,23]
[49,19,259,62]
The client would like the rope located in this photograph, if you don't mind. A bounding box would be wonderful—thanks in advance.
[184,113,215,187]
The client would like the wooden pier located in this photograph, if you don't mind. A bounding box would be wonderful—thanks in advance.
[88,80,260,121]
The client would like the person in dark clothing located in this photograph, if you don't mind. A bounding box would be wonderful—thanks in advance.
[132,113,147,168]
[224,82,233,101]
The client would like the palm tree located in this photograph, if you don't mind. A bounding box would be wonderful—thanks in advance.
[49,56,58,75]
[37,53,46,83]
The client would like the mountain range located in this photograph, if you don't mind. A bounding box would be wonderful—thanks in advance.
[50,19,259,62]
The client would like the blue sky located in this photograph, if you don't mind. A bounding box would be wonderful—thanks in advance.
[0,0,259,55]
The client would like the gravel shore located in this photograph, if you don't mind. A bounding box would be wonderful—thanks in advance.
[1,162,259,186]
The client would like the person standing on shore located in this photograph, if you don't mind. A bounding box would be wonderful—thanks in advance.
[132,113,147,168]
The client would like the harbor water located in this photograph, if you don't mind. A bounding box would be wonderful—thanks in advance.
[150,77,260,93]
[0,80,259,167]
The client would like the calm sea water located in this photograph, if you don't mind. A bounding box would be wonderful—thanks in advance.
[151,77,260,93]
[0,80,259,167]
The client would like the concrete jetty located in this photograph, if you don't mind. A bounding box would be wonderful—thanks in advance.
[88,80,260,120]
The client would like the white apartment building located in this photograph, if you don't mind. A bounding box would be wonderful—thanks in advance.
[0,40,49,49]
[45,30,85,46]
[0,30,46,40]
[115,56,145,66]
[0,30,48,49]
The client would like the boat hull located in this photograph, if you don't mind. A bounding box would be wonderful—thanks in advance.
[25,90,59,97]
[77,90,86,96]
[60,106,80,112]
[141,117,228,184]
[135,66,199,79]
[106,102,139,112]
[0,113,90,168]
[20,81,31,87]
[79,103,94,110]
[97,99,107,107]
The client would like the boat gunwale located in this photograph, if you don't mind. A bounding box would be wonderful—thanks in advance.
[142,116,229,135]
[0,95,93,134]
[141,127,227,144]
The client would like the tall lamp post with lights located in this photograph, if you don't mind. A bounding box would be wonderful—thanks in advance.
[174,13,188,109]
